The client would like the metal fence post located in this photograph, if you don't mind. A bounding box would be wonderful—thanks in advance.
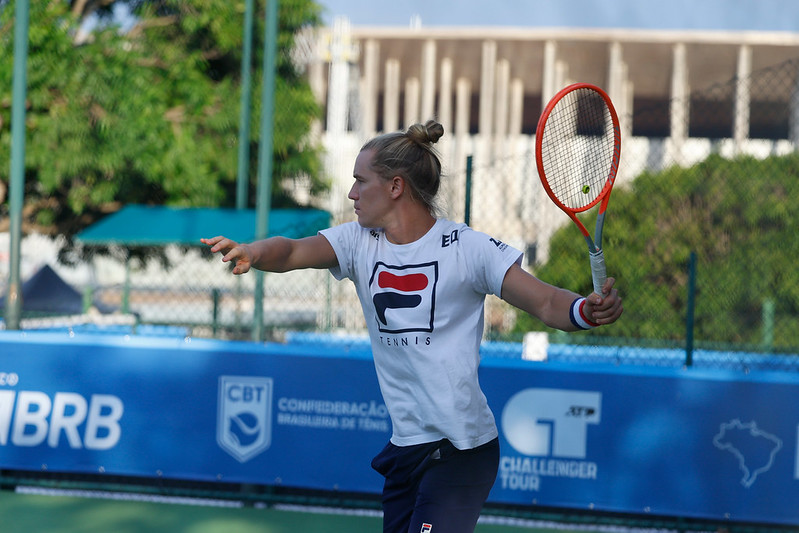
[5,0,31,331]
[253,0,279,342]
[236,0,255,210]
[212,288,221,337]
[464,155,473,226]
[762,298,775,351]
[685,251,697,367]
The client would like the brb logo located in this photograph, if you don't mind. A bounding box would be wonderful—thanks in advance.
[369,262,438,334]
[501,388,601,457]
[217,376,273,463]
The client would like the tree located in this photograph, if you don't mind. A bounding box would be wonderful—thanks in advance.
[0,0,326,262]
[514,153,799,351]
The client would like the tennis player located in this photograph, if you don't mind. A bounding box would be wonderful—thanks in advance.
[202,120,623,533]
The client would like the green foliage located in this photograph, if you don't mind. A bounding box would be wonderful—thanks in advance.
[515,153,799,350]
[0,0,326,250]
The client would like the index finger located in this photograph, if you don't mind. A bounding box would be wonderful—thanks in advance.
[201,236,225,246]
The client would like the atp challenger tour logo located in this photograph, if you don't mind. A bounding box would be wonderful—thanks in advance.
[369,262,438,334]
[499,388,601,492]
[217,376,273,463]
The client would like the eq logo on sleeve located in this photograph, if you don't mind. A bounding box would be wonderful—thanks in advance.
[217,376,273,463]
[369,262,438,334]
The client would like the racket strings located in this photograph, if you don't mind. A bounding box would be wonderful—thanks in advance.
[539,88,616,211]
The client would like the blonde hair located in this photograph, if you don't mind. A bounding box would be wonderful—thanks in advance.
[360,120,445,215]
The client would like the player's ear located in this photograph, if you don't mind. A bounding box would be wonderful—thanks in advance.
[389,176,405,199]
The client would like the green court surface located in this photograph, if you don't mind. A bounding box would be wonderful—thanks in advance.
[0,489,581,533]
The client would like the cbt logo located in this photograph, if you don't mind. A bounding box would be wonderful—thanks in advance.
[217,376,273,463]
[501,388,601,457]
[369,262,437,334]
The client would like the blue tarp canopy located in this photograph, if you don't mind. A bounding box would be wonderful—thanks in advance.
[75,205,331,246]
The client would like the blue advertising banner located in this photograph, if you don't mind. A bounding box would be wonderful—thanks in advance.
[0,331,797,526]
[482,360,799,525]
[0,332,390,493]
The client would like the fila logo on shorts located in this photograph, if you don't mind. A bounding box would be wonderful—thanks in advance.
[420,524,433,533]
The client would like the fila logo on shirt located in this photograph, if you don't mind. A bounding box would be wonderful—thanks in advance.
[369,261,438,334]
[421,524,433,533]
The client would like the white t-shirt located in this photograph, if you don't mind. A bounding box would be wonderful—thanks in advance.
[320,219,522,450]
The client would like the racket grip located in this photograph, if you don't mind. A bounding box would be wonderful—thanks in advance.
[589,249,607,296]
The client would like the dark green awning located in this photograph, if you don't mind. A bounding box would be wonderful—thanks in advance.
[76,205,330,246]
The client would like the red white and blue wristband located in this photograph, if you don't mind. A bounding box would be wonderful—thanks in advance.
[569,297,599,330]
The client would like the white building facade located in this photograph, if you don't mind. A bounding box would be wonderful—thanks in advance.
[308,21,799,253]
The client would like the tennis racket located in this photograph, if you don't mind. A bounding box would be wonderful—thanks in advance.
[535,82,621,296]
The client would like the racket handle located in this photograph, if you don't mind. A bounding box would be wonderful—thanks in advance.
[589,249,607,296]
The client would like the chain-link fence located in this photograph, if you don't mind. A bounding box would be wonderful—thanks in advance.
[104,57,799,362]
[240,56,799,368]
[465,57,799,370]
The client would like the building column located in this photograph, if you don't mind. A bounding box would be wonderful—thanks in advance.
[437,57,454,215]
[453,77,472,221]
[438,58,454,132]
[734,44,752,154]
[491,58,511,235]
[325,17,355,135]
[607,42,625,103]
[608,41,631,138]
[542,39,570,103]
[307,60,326,138]
[509,78,524,135]
[556,60,571,91]
[670,43,689,161]
[479,40,497,137]
[321,17,359,221]
[542,40,558,106]
[404,77,420,126]
[621,78,634,171]
[421,40,437,121]
[455,78,472,140]
[360,39,379,136]
[383,59,400,132]
[494,59,510,138]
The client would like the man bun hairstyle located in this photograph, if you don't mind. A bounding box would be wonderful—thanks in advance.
[361,119,445,215]
[406,120,445,145]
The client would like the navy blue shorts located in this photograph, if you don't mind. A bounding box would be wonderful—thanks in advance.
[371,437,499,533]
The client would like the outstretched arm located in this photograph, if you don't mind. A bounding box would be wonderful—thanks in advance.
[201,234,338,275]
[500,263,623,331]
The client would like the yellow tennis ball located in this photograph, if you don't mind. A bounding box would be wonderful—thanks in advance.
[581,184,590,194]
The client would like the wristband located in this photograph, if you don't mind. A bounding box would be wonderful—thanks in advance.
[569,297,599,330]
